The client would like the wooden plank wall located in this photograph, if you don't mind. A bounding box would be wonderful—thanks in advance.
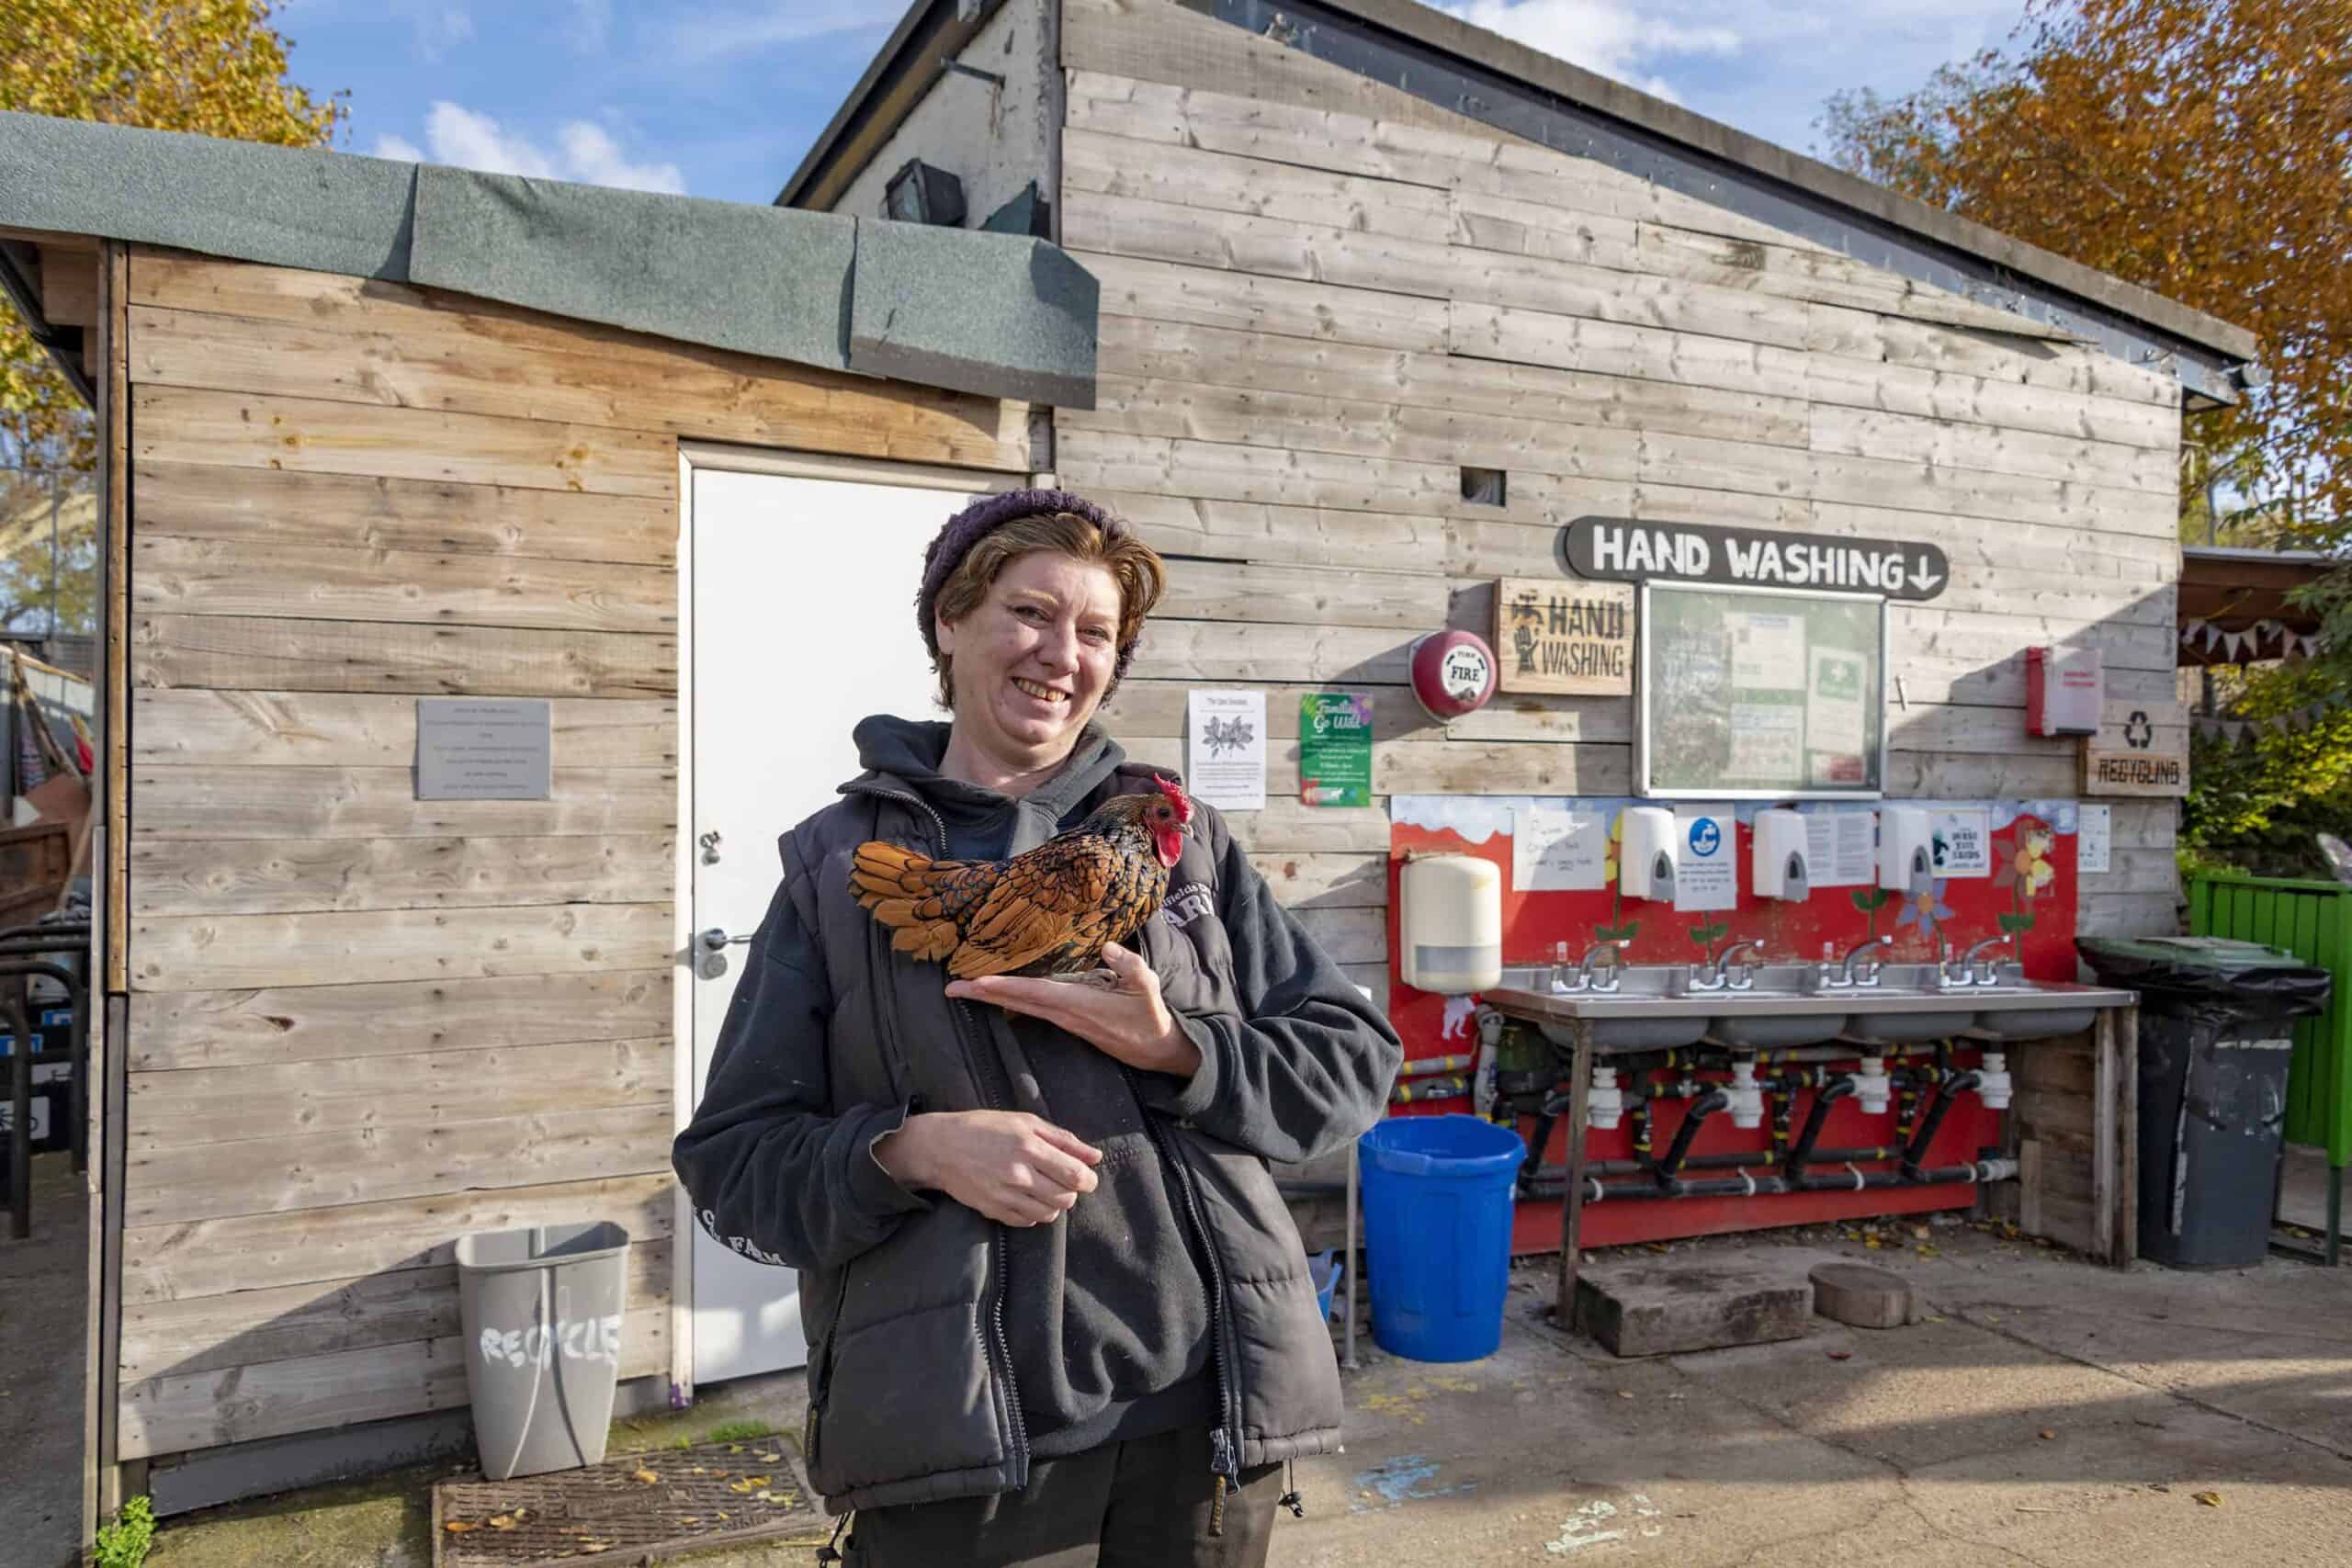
[1065,0,2186,971]
[113,247,1032,1461]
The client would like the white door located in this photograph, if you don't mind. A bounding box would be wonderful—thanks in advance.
[687,461,994,1385]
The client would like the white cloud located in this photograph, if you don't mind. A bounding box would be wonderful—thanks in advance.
[370,102,687,195]
[424,102,557,178]
[557,122,687,195]
[664,5,886,64]
[1439,0,1740,99]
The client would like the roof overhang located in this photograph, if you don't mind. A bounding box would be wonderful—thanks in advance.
[2178,547,2338,666]
[0,109,1097,410]
[777,0,1013,213]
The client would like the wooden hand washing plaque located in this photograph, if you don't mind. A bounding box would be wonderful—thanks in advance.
[1495,578,1635,696]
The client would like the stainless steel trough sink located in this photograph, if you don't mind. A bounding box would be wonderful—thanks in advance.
[1492,964,1707,1048]
[1698,964,1849,1048]
[1484,960,2133,1055]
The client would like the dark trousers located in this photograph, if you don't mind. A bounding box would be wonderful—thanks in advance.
[845,1427,1284,1568]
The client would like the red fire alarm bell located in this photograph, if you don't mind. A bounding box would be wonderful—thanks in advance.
[2026,647,2102,737]
[1409,629,1497,721]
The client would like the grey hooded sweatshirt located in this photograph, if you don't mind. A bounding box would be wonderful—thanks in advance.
[673,718,1401,1514]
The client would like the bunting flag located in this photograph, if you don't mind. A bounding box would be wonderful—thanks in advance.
[2180,618,2205,646]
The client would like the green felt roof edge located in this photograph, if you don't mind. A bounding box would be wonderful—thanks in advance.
[0,110,1094,408]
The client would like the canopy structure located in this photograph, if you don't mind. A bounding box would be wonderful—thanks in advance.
[2178,546,2336,667]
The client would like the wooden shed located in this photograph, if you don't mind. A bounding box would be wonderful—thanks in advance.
[786,0,2257,951]
[782,0,2260,1269]
[0,108,1096,1521]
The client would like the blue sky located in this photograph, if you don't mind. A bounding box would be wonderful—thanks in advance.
[276,0,2034,205]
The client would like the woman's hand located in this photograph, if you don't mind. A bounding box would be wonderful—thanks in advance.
[946,942,1204,1079]
[873,1109,1103,1227]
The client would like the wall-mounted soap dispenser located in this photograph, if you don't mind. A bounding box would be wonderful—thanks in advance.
[1878,807,1933,894]
[1619,807,1678,901]
[1753,808,1810,901]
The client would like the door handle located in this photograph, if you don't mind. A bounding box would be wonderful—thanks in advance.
[699,927,753,952]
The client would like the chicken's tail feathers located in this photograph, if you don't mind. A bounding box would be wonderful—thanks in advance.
[849,840,966,963]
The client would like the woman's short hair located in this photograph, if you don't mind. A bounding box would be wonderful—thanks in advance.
[929,510,1166,708]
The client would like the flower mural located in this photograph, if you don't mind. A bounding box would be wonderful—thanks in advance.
[1996,828,2057,900]
[1596,810,1639,943]
[1992,820,2057,934]
[1894,879,1956,949]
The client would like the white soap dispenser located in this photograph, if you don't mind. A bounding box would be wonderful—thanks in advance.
[1878,807,1934,894]
[1754,808,1811,901]
[1618,807,1678,902]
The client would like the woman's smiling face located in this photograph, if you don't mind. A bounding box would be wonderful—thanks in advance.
[936,549,1125,769]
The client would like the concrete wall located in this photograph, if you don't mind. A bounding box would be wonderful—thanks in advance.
[831,0,1058,234]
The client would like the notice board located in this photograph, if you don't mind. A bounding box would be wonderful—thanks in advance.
[1638,582,1885,798]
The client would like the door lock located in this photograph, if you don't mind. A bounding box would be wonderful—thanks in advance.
[698,829,723,865]
[695,926,752,980]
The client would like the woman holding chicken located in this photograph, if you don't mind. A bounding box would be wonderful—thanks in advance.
[674,490,1402,1567]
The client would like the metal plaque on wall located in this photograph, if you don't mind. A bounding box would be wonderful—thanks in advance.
[416,697,553,800]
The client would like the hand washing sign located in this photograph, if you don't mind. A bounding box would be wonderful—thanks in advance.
[1566,517,1949,601]
[1673,809,1736,912]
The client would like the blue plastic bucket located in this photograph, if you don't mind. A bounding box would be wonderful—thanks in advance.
[1358,1114,1525,1362]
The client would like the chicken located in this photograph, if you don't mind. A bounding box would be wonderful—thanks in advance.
[849,777,1195,981]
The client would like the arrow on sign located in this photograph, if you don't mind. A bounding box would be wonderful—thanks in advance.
[1906,555,1945,595]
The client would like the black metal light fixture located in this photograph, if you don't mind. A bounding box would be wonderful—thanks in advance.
[883,158,967,228]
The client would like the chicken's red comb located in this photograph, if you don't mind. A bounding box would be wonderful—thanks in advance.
[1153,773,1193,822]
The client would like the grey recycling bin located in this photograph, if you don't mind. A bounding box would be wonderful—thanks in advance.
[2079,937,2334,1269]
[456,1220,631,1479]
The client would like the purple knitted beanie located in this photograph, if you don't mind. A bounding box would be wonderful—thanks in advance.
[916,488,1147,690]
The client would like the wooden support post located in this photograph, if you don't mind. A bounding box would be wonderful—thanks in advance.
[2116,1002,2139,1266]
[2092,1006,2121,1266]
[1554,1022,1594,1327]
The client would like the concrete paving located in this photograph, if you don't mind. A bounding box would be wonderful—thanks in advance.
[139,1213,2352,1567]
[0,1152,89,1568]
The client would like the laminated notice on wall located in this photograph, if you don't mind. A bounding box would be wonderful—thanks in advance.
[1804,807,1877,888]
[1299,692,1374,807]
[1187,689,1266,811]
[1673,809,1738,912]
[1513,804,1607,892]
[1929,808,1993,878]
[2077,804,2112,874]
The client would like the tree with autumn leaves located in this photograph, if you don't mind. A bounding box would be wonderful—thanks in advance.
[1824,0,2352,870]
[1822,0,2346,544]
[0,0,339,630]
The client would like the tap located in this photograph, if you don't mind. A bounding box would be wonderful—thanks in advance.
[1824,935,1894,988]
[1578,939,1630,993]
[1960,933,2014,987]
[1940,933,2014,988]
[1692,939,1765,992]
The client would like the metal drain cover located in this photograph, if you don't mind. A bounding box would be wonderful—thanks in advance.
[433,1438,825,1565]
